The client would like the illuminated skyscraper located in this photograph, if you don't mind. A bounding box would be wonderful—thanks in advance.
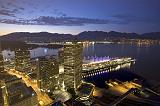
[37,56,59,92]
[63,42,83,90]
[58,48,64,74]
[57,48,65,91]
[15,49,31,73]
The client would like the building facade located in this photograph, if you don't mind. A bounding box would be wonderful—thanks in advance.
[37,56,59,92]
[57,48,65,91]
[15,49,31,73]
[63,42,83,90]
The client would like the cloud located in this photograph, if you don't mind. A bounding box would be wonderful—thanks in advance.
[33,16,111,26]
[112,14,137,24]
[0,9,16,17]
[0,5,8,9]
[53,9,67,17]
[0,16,112,26]
[19,7,25,10]
[0,0,25,17]
[112,14,160,24]
[113,14,133,20]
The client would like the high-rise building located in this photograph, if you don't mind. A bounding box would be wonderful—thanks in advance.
[63,42,83,90]
[0,42,4,73]
[37,56,59,92]
[15,49,31,73]
[58,48,65,91]
[0,73,38,106]
[58,48,64,74]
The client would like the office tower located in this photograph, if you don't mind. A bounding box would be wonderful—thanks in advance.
[58,48,64,74]
[0,73,38,106]
[15,49,31,73]
[63,42,83,90]
[37,56,59,92]
[58,48,65,91]
[0,42,4,73]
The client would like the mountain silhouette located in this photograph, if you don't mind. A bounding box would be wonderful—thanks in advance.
[0,31,160,42]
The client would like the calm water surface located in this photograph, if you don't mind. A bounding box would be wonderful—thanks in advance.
[2,43,160,82]
[83,43,160,82]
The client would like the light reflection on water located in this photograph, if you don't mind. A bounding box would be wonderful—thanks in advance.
[83,43,160,82]
[2,43,160,82]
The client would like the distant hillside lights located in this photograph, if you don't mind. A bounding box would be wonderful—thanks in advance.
[1,31,160,43]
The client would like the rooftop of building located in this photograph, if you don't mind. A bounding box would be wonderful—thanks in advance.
[28,73,37,80]
[76,83,95,98]
[0,73,37,105]
[0,89,4,105]
[8,82,36,105]
[0,73,19,82]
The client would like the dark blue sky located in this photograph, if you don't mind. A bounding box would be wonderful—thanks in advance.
[0,0,160,35]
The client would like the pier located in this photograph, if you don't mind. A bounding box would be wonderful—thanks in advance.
[82,58,135,78]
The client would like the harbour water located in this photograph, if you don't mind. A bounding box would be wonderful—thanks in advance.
[2,43,160,82]
[83,43,160,82]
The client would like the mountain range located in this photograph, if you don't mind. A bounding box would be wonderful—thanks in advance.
[0,31,160,42]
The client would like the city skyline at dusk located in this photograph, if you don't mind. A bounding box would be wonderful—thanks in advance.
[0,1,160,106]
[0,0,160,35]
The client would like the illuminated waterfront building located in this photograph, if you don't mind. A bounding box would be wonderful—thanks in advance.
[63,42,83,90]
[82,57,134,78]
[15,49,31,73]
[37,56,59,92]
[0,73,38,106]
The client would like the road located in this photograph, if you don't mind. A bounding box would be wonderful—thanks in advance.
[8,69,53,106]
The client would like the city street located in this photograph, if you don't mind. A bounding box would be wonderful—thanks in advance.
[8,69,53,106]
